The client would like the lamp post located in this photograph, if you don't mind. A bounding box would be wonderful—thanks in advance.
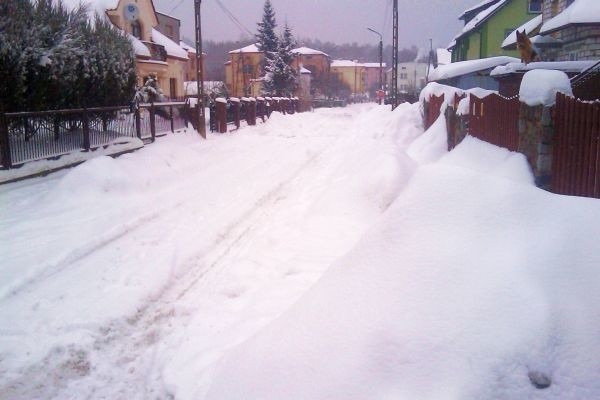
[194,0,206,138]
[367,27,383,104]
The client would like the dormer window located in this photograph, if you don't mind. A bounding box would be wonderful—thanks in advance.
[131,21,142,39]
[528,0,542,13]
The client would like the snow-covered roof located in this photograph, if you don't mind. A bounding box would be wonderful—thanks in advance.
[331,60,360,67]
[363,62,387,68]
[300,67,312,74]
[229,44,261,54]
[151,28,188,59]
[292,47,329,57]
[331,60,385,68]
[540,0,600,34]
[458,0,501,20]
[179,41,196,54]
[436,48,452,65]
[490,60,598,76]
[128,34,151,57]
[502,14,543,48]
[449,0,508,48]
[428,56,519,81]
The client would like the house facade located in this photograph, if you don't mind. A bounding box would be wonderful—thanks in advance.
[330,60,367,96]
[225,44,264,98]
[539,0,600,61]
[449,0,543,62]
[100,0,189,98]
[291,47,330,96]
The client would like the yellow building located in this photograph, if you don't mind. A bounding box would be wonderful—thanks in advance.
[225,44,265,98]
[96,0,189,98]
[330,60,368,94]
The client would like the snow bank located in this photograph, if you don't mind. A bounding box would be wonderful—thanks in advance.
[519,70,572,106]
[206,138,600,400]
[406,113,448,164]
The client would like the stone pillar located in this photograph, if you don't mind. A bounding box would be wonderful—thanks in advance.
[518,103,554,189]
[215,98,227,133]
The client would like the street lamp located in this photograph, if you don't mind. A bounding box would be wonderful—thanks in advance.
[367,27,383,104]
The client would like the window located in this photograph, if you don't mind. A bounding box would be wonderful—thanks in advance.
[131,21,142,39]
[504,29,514,39]
[566,0,575,6]
[528,0,541,13]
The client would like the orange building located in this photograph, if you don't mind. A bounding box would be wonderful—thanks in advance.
[291,47,330,96]
[225,44,264,98]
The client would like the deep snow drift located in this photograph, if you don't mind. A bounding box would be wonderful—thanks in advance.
[1,102,599,400]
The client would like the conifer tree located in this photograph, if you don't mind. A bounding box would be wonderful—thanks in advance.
[256,0,278,69]
[263,22,298,97]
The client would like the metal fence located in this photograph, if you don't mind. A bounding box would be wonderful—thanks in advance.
[552,93,600,198]
[468,94,520,152]
[1,102,189,169]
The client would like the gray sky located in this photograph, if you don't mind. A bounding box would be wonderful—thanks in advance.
[154,0,476,50]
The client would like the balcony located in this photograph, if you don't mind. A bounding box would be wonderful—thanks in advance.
[142,41,167,62]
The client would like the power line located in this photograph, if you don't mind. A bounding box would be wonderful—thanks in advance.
[169,0,185,15]
[214,0,254,37]
[382,0,391,37]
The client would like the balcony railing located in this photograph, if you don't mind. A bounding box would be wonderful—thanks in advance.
[142,41,167,62]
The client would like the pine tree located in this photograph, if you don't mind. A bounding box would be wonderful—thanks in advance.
[0,0,136,112]
[263,23,298,97]
[256,0,278,70]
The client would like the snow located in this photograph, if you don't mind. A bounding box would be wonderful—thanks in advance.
[205,121,600,399]
[292,46,329,57]
[451,0,508,45]
[151,29,188,60]
[179,41,196,54]
[61,0,119,16]
[459,0,501,19]
[228,43,260,54]
[519,69,573,106]
[428,56,519,81]
[491,60,597,76]
[540,0,600,34]
[1,102,600,399]
[502,14,543,48]
[0,138,143,184]
[128,34,151,57]
[436,48,452,65]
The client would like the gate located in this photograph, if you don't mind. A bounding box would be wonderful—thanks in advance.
[469,94,519,152]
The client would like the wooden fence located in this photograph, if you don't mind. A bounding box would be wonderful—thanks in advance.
[552,93,600,197]
[468,94,519,152]
[424,94,445,130]
[0,101,189,169]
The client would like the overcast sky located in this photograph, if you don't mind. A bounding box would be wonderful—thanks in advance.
[153,0,476,51]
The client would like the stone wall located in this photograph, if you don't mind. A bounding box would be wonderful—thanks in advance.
[517,104,554,189]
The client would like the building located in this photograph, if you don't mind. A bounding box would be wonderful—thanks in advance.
[330,60,367,96]
[156,12,180,43]
[387,62,428,94]
[179,40,206,84]
[449,0,543,62]
[363,63,387,94]
[225,44,264,98]
[71,0,190,99]
[538,0,600,61]
[291,47,331,96]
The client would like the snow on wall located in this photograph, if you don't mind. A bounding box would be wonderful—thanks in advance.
[519,69,573,106]
[428,56,519,81]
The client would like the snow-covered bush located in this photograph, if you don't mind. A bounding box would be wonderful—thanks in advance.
[0,0,136,112]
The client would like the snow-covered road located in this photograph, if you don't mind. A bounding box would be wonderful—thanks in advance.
[0,104,422,398]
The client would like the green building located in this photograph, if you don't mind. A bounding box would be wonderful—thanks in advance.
[449,0,543,62]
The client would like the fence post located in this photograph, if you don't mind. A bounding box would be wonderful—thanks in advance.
[231,98,240,129]
[150,103,156,142]
[215,98,227,133]
[0,113,12,169]
[135,106,141,139]
[82,108,90,151]
[170,105,174,133]
[54,116,60,141]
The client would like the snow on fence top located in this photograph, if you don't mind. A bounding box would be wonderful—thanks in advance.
[540,0,600,34]
[215,97,227,104]
[229,97,240,103]
[256,97,265,101]
[420,82,498,116]
[502,15,543,48]
[428,56,519,81]
[241,97,250,102]
[519,70,573,106]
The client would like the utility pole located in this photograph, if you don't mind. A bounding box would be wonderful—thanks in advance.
[367,27,383,104]
[194,0,206,138]
[391,0,398,110]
